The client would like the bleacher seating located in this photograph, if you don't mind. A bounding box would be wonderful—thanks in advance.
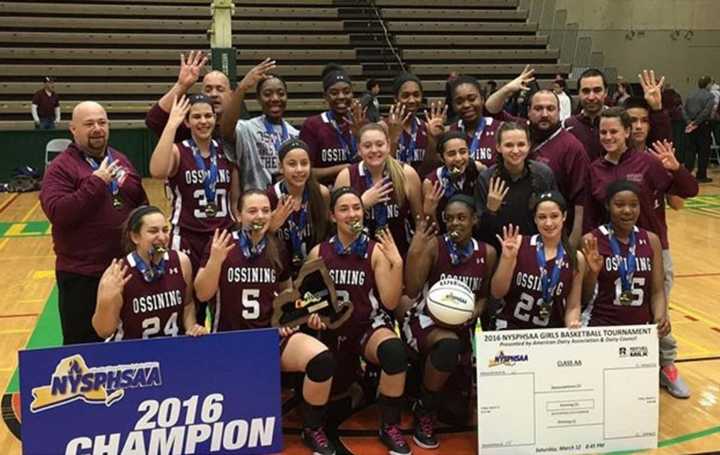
[0,0,569,130]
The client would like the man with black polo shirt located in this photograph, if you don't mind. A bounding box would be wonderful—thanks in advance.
[683,75,716,182]
[485,78,590,247]
[40,102,148,344]
[31,76,60,129]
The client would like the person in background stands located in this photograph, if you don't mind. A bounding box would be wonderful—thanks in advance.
[40,101,148,344]
[552,78,573,122]
[662,81,686,165]
[683,75,716,183]
[360,78,382,123]
[32,76,60,130]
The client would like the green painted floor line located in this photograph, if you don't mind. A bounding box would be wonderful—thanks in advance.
[0,221,51,238]
[658,424,720,447]
[5,285,61,394]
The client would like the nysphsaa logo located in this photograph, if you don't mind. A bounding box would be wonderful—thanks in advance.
[30,354,162,413]
[488,351,529,368]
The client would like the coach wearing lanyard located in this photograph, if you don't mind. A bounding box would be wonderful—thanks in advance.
[40,101,148,344]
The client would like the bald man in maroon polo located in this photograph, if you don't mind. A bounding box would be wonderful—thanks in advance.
[40,101,148,344]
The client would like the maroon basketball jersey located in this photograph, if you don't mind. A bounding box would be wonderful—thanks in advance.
[300,113,355,169]
[348,162,412,255]
[115,250,187,340]
[396,117,429,172]
[587,226,654,326]
[497,235,574,330]
[319,238,384,337]
[208,231,290,332]
[416,236,488,318]
[449,116,503,168]
[167,139,235,234]
[425,166,477,233]
[267,182,317,277]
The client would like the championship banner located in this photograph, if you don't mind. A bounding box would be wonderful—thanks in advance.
[19,329,282,455]
[476,325,659,454]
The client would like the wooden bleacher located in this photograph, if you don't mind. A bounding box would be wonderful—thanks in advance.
[0,0,569,130]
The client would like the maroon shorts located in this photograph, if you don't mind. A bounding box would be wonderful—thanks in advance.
[402,308,472,355]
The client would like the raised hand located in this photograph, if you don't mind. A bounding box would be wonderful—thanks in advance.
[269,195,299,232]
[582,235,603,274]
[386,103,412,143]
[650,140,680,171]
[238,58,277,93]
[348,98,368,137]
[93,157,122,184]
[361,177,393,208]
[638,69,665,111]
[376,228,403,268]
[486,177,509,212]
[167,95,190,129]
[422,180,444,217]
[177,51,208,91]
[505,65,536,94]
[424,100,447,138]
[209,229,235,263]
[99,259,131,298]
[496,224,522,259]
[410,215,438,246]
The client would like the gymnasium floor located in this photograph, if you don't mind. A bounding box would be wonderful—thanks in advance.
[1,175,719,455]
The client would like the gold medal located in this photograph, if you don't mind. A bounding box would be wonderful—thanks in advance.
[112,195,123,209]
[449,167,463,181]
[251,221,265,231]
[619,290,633,305]
[205,203,218,217]
[448,230,460,241]
[349,220,364,235]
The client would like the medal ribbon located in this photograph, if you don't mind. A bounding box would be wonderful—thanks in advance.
[362,162,390,230]
[263,115,289,151]
[85,149,119,199]
[444,234,474,266]
[606,224,637,293]
[535,236,565,305]
[398,117,419,164]
[236,230,267,259]
[459,117,487,161]
[331,233,368,258]
[439,166,464,198]
[326,111,357,161]
[131,251,166,283]
[280,182,309,262]
[186,139,219,210]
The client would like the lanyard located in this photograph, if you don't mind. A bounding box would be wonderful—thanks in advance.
[326,111,356,161]
[444,234,473,266]
[398,117,420,163]
[280,182,309,262]
[535,236,565,304]
[84,149,119,197]
[131,251,166,283]
[459,117,487,160]
[362,162,389,229]
[439,166,464,198]
[331,233,368,258]
[263,115,289,151]
[532,127,563,154]
[236,230,267,259]
[606,224,637,292]
[185,139,219,207]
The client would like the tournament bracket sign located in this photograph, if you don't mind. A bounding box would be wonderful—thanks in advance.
[19,329,282,455]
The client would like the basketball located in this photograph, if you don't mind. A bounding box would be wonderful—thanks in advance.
[426,278,476,327]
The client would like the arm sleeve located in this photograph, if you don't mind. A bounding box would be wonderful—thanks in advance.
[31,105,40,123]
[55,106,61,122]
[39,161,108,228]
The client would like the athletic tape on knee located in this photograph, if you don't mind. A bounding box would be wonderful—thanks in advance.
[305,350,335,383]
[377,338,407,375]
[429,337,462,373]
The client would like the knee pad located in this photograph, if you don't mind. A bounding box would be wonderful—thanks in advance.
[429,337,462,373]
[305,350,335,383]
[377,338,408,375]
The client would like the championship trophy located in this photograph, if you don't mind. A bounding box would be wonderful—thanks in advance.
[272,257,353,329]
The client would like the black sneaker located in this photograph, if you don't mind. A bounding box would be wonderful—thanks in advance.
[301,427,336,455]
[412,405,439,449]
[379,423,412,455]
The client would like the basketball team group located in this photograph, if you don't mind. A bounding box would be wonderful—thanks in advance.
[39,51,701,454]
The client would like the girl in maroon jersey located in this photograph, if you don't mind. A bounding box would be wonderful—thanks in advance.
[581,180,670,336]
[422,131,484,233]
[267,139,330,278]
[307,187,411,455]
[491,191,584,330]
[381,72,446,175]
[93,206,206,340]
[194,190,337,455]
[299,63,366,185]
[149,94,241,324]
[335,123,422,256]
[402,195,496,449]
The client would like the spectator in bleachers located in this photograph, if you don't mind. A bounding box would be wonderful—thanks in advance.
[484,80,498,97]
[40,101,148,345]
[220,60,300,191]
[300,63,364,185]
[31,76,60,129]
[683,75,716,182]
[552,78,573,122]
[359,78,381,123]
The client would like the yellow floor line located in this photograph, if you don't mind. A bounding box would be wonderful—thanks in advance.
[673,333,712,356]
[19,200,40,222]
[0,329,31,335]
[671,303,720,327]
[0,238,10,253]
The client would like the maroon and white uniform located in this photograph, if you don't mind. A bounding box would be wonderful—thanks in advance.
[205,231,290,332]
[403,236,489,351]
[496,235,574,330]
[349,162,412,255]
[586,225,655,327]
[424,166,477,234]
[448,111,516,168]
[168,139,235,271]
[267,182,316,278]
[319,237,393,393]
[114,250,187,340]
[300,112,355,171]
